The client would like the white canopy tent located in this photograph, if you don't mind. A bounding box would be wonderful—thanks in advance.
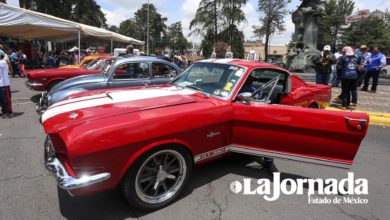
[0,3,144,61]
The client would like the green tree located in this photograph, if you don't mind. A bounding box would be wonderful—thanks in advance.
[134,4,167,54]
[71,0,107,28]
[119,19,144,41]
[107,25,119,33]
[191,0,247,58]
[19,0,74,20]
[19,0,106,27]
[317,0,355,51]
[342,16,390,53]
[219,25,245,58]
[253,0,288,60]
[166,22,188,52]
[190,0,222,45]
[221,0,247,48]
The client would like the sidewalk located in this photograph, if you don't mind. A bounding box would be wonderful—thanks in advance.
[327,86,390,126]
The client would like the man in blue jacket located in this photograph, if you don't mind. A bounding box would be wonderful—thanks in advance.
[338,46,359,109]
[362,47,386,93]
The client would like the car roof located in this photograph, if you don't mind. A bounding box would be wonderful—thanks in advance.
[114,55,175,66]
[198,59,288,71]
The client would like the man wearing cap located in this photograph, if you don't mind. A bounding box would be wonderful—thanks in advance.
[357,45,371,87]
[337,46,359,109]
[362,47,386,93]
[313,45,336,85]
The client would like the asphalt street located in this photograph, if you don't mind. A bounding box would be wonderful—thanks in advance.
[0,78,389,220]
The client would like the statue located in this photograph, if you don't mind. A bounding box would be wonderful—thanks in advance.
[288,0,325,72]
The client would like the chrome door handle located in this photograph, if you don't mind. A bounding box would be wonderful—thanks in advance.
[345,117,367,130]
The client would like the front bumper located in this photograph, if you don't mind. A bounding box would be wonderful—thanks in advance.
[25,80,44,91]
[44,136,111,190]
[36,92,48,114]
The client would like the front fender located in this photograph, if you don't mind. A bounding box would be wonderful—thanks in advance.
[118,139,193,181]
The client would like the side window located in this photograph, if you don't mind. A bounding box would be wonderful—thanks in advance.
[151,63,178,78]
[239,69,286,103]
[112,62,149,80]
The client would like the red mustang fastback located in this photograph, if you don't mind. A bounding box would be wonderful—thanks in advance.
[42,59,369,210]
[25,56,111,91]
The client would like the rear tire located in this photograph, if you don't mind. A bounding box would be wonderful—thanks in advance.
[121,145,192,211]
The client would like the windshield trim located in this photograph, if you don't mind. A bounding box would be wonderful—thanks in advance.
[172,62,248,101]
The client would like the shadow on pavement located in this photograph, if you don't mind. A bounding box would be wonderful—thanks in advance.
[30,94,41,104]
[57,154,313,220]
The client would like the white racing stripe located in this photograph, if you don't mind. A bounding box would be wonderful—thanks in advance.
[49,92,108,108]
[42,88,195,123]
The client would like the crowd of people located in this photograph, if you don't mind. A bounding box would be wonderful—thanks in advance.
[313,44,386,109]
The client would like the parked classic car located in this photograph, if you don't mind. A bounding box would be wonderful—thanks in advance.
[25,56,111,91]
[36,56,182,113]
[59,54,110,69]
[42,59,369,210]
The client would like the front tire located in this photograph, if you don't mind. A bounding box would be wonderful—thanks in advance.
[121,145,192,210]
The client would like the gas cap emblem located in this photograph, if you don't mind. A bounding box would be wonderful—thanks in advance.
[69,112,78,119]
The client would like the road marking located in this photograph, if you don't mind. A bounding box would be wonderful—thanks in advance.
[326,107,390,127]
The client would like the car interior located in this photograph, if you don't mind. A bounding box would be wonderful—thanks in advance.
[238,69,288,104]
[152,62,178,78]
[113,62,150,80]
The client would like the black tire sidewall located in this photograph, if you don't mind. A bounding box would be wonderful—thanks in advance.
[121,145,193,211]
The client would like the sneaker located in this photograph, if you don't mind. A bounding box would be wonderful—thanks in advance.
[5,113,14,118]
[333,97,342,102]
[369,90,376,93]
[360,88,368,91]
[350,102,357,107]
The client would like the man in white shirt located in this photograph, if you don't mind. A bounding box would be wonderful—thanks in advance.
[0,53,13,118]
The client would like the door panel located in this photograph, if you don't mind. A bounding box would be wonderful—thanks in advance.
[231,102,369,167]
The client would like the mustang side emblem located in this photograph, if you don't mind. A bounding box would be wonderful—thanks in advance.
[206,131,221,138]
[69,112,79,119]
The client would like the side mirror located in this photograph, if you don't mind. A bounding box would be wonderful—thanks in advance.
[237,92,252,104]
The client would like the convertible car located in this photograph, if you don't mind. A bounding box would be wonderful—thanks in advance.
[25,56,111,91]
[42,59,369,210]
[36,56,182,113]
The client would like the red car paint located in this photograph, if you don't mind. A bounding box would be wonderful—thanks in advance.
[25,56,111,91]
[42,60,368,196]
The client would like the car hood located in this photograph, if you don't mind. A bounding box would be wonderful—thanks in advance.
[27,68,84,78]
[42,86,198,133]
[50,74,105,93]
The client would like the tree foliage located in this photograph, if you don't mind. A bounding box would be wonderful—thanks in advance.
[253,0,288,60]
[166,22,188,52]
[342,16,390,53]
[19,0,106,28]
[118,4,189,54]
[317,0,355,51]
[191,0,247,58]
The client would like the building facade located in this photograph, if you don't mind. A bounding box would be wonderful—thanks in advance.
[243,40,288,62]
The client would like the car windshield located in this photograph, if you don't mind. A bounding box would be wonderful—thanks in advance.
[85,58,103,70]
[173,62,246,99]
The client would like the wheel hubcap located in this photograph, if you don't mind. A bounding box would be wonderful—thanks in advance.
[135,150,187,204]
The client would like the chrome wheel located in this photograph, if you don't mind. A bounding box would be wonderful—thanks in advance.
[135,150,187,204]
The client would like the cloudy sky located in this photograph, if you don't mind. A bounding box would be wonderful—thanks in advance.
[6,0,390,45]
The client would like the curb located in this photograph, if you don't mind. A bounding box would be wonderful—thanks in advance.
[326,107,390,127]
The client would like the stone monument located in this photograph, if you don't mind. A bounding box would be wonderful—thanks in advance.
[288,0,325,72]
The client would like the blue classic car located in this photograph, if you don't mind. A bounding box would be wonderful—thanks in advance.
[37,56,182,113]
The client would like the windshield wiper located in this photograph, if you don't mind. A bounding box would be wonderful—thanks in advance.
[185,84,203,92]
